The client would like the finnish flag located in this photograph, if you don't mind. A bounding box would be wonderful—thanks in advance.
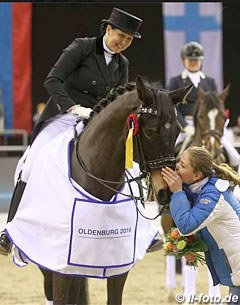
[163,3,223,90]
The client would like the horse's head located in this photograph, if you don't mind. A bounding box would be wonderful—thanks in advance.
[134,76,192,205]
[194,85,230,163]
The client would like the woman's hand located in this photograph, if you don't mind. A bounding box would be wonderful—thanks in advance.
[67,105,92,119]
[162,167,183,193]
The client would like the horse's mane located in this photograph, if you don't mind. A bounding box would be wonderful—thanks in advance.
[82,79,168,128]
[82,82,136,128]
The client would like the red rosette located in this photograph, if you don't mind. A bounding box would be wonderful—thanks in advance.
[126,113,139,136]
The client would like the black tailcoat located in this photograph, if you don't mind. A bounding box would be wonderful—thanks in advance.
[167,73,217,128]
[31,36,128,141]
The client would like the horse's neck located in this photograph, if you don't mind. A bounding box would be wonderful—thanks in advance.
[71,91,140,200]
[193,126,203,146]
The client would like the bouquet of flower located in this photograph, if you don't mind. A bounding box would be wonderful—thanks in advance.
[163,227,208,268]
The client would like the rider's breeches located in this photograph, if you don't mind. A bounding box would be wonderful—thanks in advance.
[221,135,240,168]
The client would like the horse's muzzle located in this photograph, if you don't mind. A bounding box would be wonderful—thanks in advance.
[156,189,171,206]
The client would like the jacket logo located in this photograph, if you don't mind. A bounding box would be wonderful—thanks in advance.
[199,198,211,205]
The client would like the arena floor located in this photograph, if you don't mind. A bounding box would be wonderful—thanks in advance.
[0,208,229,305]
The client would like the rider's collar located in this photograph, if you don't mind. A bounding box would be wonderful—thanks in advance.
[181,69,206,80]
[187,177,209,194]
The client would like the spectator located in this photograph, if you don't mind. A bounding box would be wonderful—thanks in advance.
[162,146,240,305]
[167,41,240,169]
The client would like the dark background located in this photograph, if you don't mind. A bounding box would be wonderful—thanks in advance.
[31,2,240,126]
[222,2,240,126]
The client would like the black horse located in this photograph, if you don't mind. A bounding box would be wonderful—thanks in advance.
[7,76,192,305]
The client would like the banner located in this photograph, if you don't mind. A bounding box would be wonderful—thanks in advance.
[0,3,32,132]
[163,3,223,90]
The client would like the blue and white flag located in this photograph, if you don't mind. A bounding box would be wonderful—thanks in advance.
[163,3,223,90]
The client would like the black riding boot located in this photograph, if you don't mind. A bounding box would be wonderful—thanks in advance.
[0,179,26,256]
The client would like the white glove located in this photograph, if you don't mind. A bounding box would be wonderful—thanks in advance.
[224,118,230,129]
[183,125,195,136]
[67,105,92,119]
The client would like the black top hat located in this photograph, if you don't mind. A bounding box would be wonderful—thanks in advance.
[102,7,142,39]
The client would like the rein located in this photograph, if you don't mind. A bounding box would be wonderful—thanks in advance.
[74,134,146,202]
[74,140,164,220]
[73,104,175,219]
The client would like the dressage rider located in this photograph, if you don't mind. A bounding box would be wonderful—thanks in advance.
[0,7,143,255]
[167,41,240,168]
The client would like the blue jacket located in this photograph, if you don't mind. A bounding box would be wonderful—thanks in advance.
[170,177,240,286]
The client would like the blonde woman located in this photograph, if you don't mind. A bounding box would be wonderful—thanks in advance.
[162,146,240,305]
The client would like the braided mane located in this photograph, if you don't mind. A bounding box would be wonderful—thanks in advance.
[82,83,136,128]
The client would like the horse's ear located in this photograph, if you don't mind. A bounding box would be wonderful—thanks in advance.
[197,86,206,98]
[168,84,193,105]
[218,83,230,102]
[136,75,153,106]
[196,86,207,105]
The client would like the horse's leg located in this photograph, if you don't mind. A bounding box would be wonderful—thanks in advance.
[52,272,72,305]
[39,267,53,302]
[66,278,89,305]
[107,272,129,305]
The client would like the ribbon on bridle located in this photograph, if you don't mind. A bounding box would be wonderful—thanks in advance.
[125,114,139,169]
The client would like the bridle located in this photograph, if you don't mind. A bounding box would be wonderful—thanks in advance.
[201,129,223,144]
[133,106,176,174]
[74,103,176,218]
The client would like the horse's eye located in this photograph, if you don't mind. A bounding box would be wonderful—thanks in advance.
[143,128,158,138]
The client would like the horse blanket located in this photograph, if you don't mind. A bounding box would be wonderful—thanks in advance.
[6,125,159,278]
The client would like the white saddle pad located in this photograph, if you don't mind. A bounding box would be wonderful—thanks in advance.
[6,126,159,278]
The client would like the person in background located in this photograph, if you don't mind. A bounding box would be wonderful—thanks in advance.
[162,146,240,305]
[233,115,240,138]
[163,41,223,302]
[167,41,240,169]
[32,102,46,125]
[0,7,143,256]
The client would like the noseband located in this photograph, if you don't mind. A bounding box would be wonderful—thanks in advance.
[202,129,222,138]
[201,129,223,145]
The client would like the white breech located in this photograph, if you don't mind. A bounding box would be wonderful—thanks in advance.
[181,257,198,301]
[221,135,240,168]
[208,270,221,298]
[165,256,222,301]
